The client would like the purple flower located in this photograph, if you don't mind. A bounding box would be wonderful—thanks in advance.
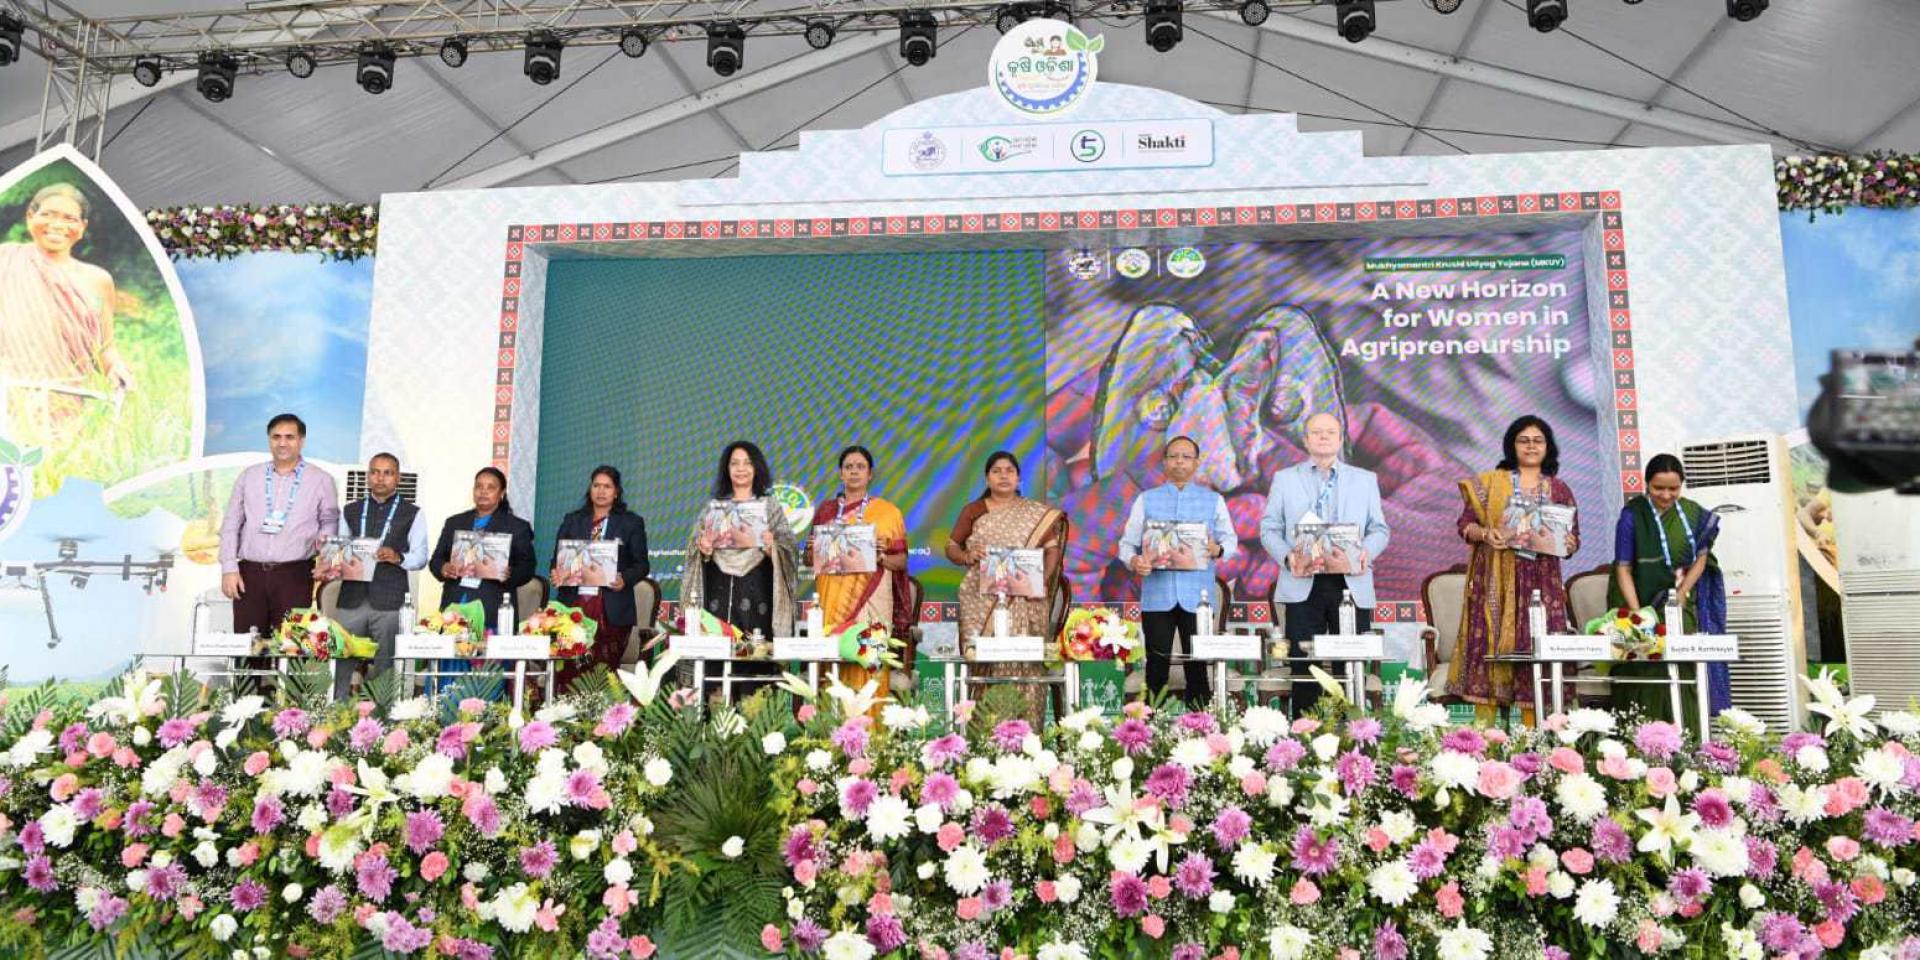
[922,733,968,768]
[1693,789,1734,829]
[1634,721,1683,760]
[1668,867,1710,903]
[1780,731,1826,756]
[1144,763,1192,808]
[1176,711,1218,735]
[1265,738,1306,772]
[1291,826,1339,876]
[358,851,397,902]
[992,719,1033,751]
[1407,840,1446,879]
[1864,807,1915,848]
[1543,948,1571,960]
[191,780,229,822]
[157,716,195,748]
[144,862,188,901]
[831,721,869,759]
[784,826,820,869]
[466,794,501,836]
[18,820,43,855]
[349,716,385,752]
[72,787,104,823]
[598,702,636,735]
[1374,921,1409,960]
[839,778,879,818]
[122,800,154,838]
[1113,718,1154,755]
[379,911,433,952]
[1109,872,1148,916]
[1487,825,1528,860]
[326,784,357,818]
[1335,750,1377,793]
[1590,819,1632,864]
[920,772,960,810]
[1815,879,1860,924]
[86,893,128,932]
[272,707,311,738]
[1174,851,1216,898]
[1066,779,1100,817]
[1346,717,1383,744]
[24,855,56,892]
[1171,946,1207,960]
[57,722,88,754]
[566,768,603,806]
[517,720,558,754]
[1211,807,1252,849]
[520,840,558,879]
[1745,783,1781,823]
[980,879,1012,913]
[436,723,476,759]
[954,943,991,960]
[792,918,828,952]
[1390,764,1421,798]
[405,810,444,854]
[1746,837,1779,878]
[1510,752,1543,777]
[972,805,1016,846]
[865,914,907,953]
[230,879,268,912]
[1759,913,1808,952]
[1509,796,1552,843]
[586,918,627,960]
[1442,728,1487,756]
[1697,740,1739,773]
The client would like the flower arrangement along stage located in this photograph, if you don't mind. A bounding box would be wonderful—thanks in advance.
[0,661,1915,959]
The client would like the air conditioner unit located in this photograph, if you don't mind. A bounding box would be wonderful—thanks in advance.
[1680,435,1807,732]
[1831,488,1920,717]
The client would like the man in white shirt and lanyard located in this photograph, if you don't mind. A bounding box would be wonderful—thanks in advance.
[316,452,426,699]
[1259,413,1390,716]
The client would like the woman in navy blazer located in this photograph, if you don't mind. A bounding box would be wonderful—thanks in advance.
[430,466,537,627]
[551,465,649,689]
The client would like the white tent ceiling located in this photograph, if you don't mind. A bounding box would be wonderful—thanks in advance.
[3,0,1918,208]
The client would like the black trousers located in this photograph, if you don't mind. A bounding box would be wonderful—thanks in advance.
[1285,574,1372,717]
[1142,605,1211,707]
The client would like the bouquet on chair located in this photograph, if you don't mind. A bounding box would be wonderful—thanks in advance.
[835,621,903,670]
[417,600,486,657]
[1058,607,1143,664]
[1585,606,1665,661]
[518,602,598,659]
[274,609,377,660]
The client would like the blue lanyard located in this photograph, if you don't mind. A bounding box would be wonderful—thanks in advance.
[1312,467,1337,518]
[264,461,305,521]
[360,497,398,543]
[1650,500,1695,572]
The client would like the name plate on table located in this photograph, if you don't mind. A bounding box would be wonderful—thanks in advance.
[1664,634,1740,662]
[192,633,255,657]
[394,633,455,658]
[1312,634,1385,659]
[773,636,837,660]
[668,635,732,660]
[972,635,1046,662]
[484,635,548,660]
[1190,634,1260,660]
[1536,634,1613,661]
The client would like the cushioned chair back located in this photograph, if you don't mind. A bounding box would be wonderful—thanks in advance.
[516,577,549,620]
[1565,565,1614,633]
[1421,568,1469,669]
[317,579,341,620]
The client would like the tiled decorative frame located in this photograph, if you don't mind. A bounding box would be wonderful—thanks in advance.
[497,189,1636,626]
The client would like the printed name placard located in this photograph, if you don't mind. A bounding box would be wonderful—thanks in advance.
[1190,634,1260,660]
[668,635,732,660]
[1535,634,1613,661]
[1312,634,1386,659]
[1664,634,1740,662]
[972,636,1046,662]
[192,633,255,657]
[773,637,837,660]
[484,635,548,660]
[394,634,455,659]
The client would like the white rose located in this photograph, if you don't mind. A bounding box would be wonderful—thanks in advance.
[1267,924,1312,960]
[915,804,944,834]
[193,841,219,868]
[1794,745,1830,773]
[1549,871,1575,898]
[1111,757,1134,781]
[1311,733,1340,762]
[1077,731,1103,752]
[1035,942,1088,960]
[1739,884,1766,908]
[721,836,745,858]
[644,757,673,787]
[1054,874,1081,903]
[822,930,877,960]
[210,914,237,942]
[1573,879,1619,927]
[1892,868,1917,888]
[282,883,304,903]
[917,861,936,880]
[570,830,601,860]
[389,697,431,722]
[1228,755,1256,779]
[572,742,609,775]
[1208,889,1235,913]
[605,858,634,886]
[485,767,508,795]
[806,750,833,773]
[464,862,490,883]
[762,732,788,756]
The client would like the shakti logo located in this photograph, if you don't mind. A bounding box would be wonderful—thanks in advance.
[1136,133,1188,151]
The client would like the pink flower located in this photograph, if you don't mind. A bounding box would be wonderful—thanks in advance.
[1597,754,1638,780]
[956,897,984,921]
[1240,772,1267,796]
[794,861,818,886]
[1524,866,1549,896]
[1814,920,1845,949]
[1827,778,1869,817]
[458,698,486,716]
[1291,718,1321,735]
[112,747,139,769]
[1826,836,1860,862]
[796,778,818,796]
[796,704,817,723]
[1289,879,1320,905]
[381,729,410,755]
[630,935,657,958]
[161,813,185,838]
[1635,919,1664,952]
[305,727,330,749]
[121,844,149,868]
[604,884,633,917]
[1548,747,1585,774]
[234,842,259,867]
[1646,766,1678,798]
[86,732,116,757]
[1147,875,1172,900]
[849,758,874,776]
[244,752,271,777]
[1853,875,1887,905]
[1365,828,1392,853]
[937,822,965,852]
[1436,881,1465,918]
[1141,915,1166,939]
[1035,881,1058,903]
[1476,761,1522,800]
[1561,848,1594,875]
[761,925,784,952]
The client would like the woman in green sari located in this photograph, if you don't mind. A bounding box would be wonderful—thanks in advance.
[1606,454,1730,724]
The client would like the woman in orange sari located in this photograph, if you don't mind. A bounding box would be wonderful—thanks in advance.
[809,445,912,700]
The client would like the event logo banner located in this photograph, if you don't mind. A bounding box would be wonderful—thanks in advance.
[882,119,1213,176]
[990,19,1101,117]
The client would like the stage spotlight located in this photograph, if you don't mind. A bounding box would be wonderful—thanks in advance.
[285,47,315,78]
[1727,0,1767,20]
[356,44,395,94]
[1425,0,1463,11]
[439,36,468,68]
[995,3,1034,34]
[0,12,21,67]
[1526,0,1567,32]
[620,27,649,58]
[196,51,237,102]
[804,19,835,50]
[1039,2,1073,22]
[899,11,937,66]
[523,30,563,84]
[1238,0,1270,27]
[132,58,162,87]
[1143,0,1182,52]
[706,22,745,77]
[1335,0,1375,42]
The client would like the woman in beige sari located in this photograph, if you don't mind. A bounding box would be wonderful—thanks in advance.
[946,451,1067,725]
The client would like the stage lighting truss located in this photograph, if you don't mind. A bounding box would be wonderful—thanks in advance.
[286,47,316,77]
[804,19,836,49]
[357,43,396,93]
[620,27,650,57]
[132,57,162,86]
[1144,0,1183,53]
[899,10,937,66]
[197,50,237,102]
[707,21,745,77]
[439,36,469,67]
[523,30,562,84]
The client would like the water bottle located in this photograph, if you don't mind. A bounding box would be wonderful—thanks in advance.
[992,592,1010,640]
[1528,588,1547,641]
[399,591,416,638]
[498,595,514,640]
[685,587,702,637]
[1664,591,1684,639]
[1337,589,1357,636]
[805,602,824,640]
[1195,588,1214,638]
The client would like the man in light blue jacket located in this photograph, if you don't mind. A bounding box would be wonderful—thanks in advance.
[1118,435,1238,706]
[1259,413,1390,716]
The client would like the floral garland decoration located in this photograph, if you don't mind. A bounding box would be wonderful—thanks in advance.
[1777,153,1920,218]
[143,202,378,262]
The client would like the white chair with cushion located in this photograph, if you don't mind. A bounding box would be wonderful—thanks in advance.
[1562,565,1615,706]
[1421,566,1469,702]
